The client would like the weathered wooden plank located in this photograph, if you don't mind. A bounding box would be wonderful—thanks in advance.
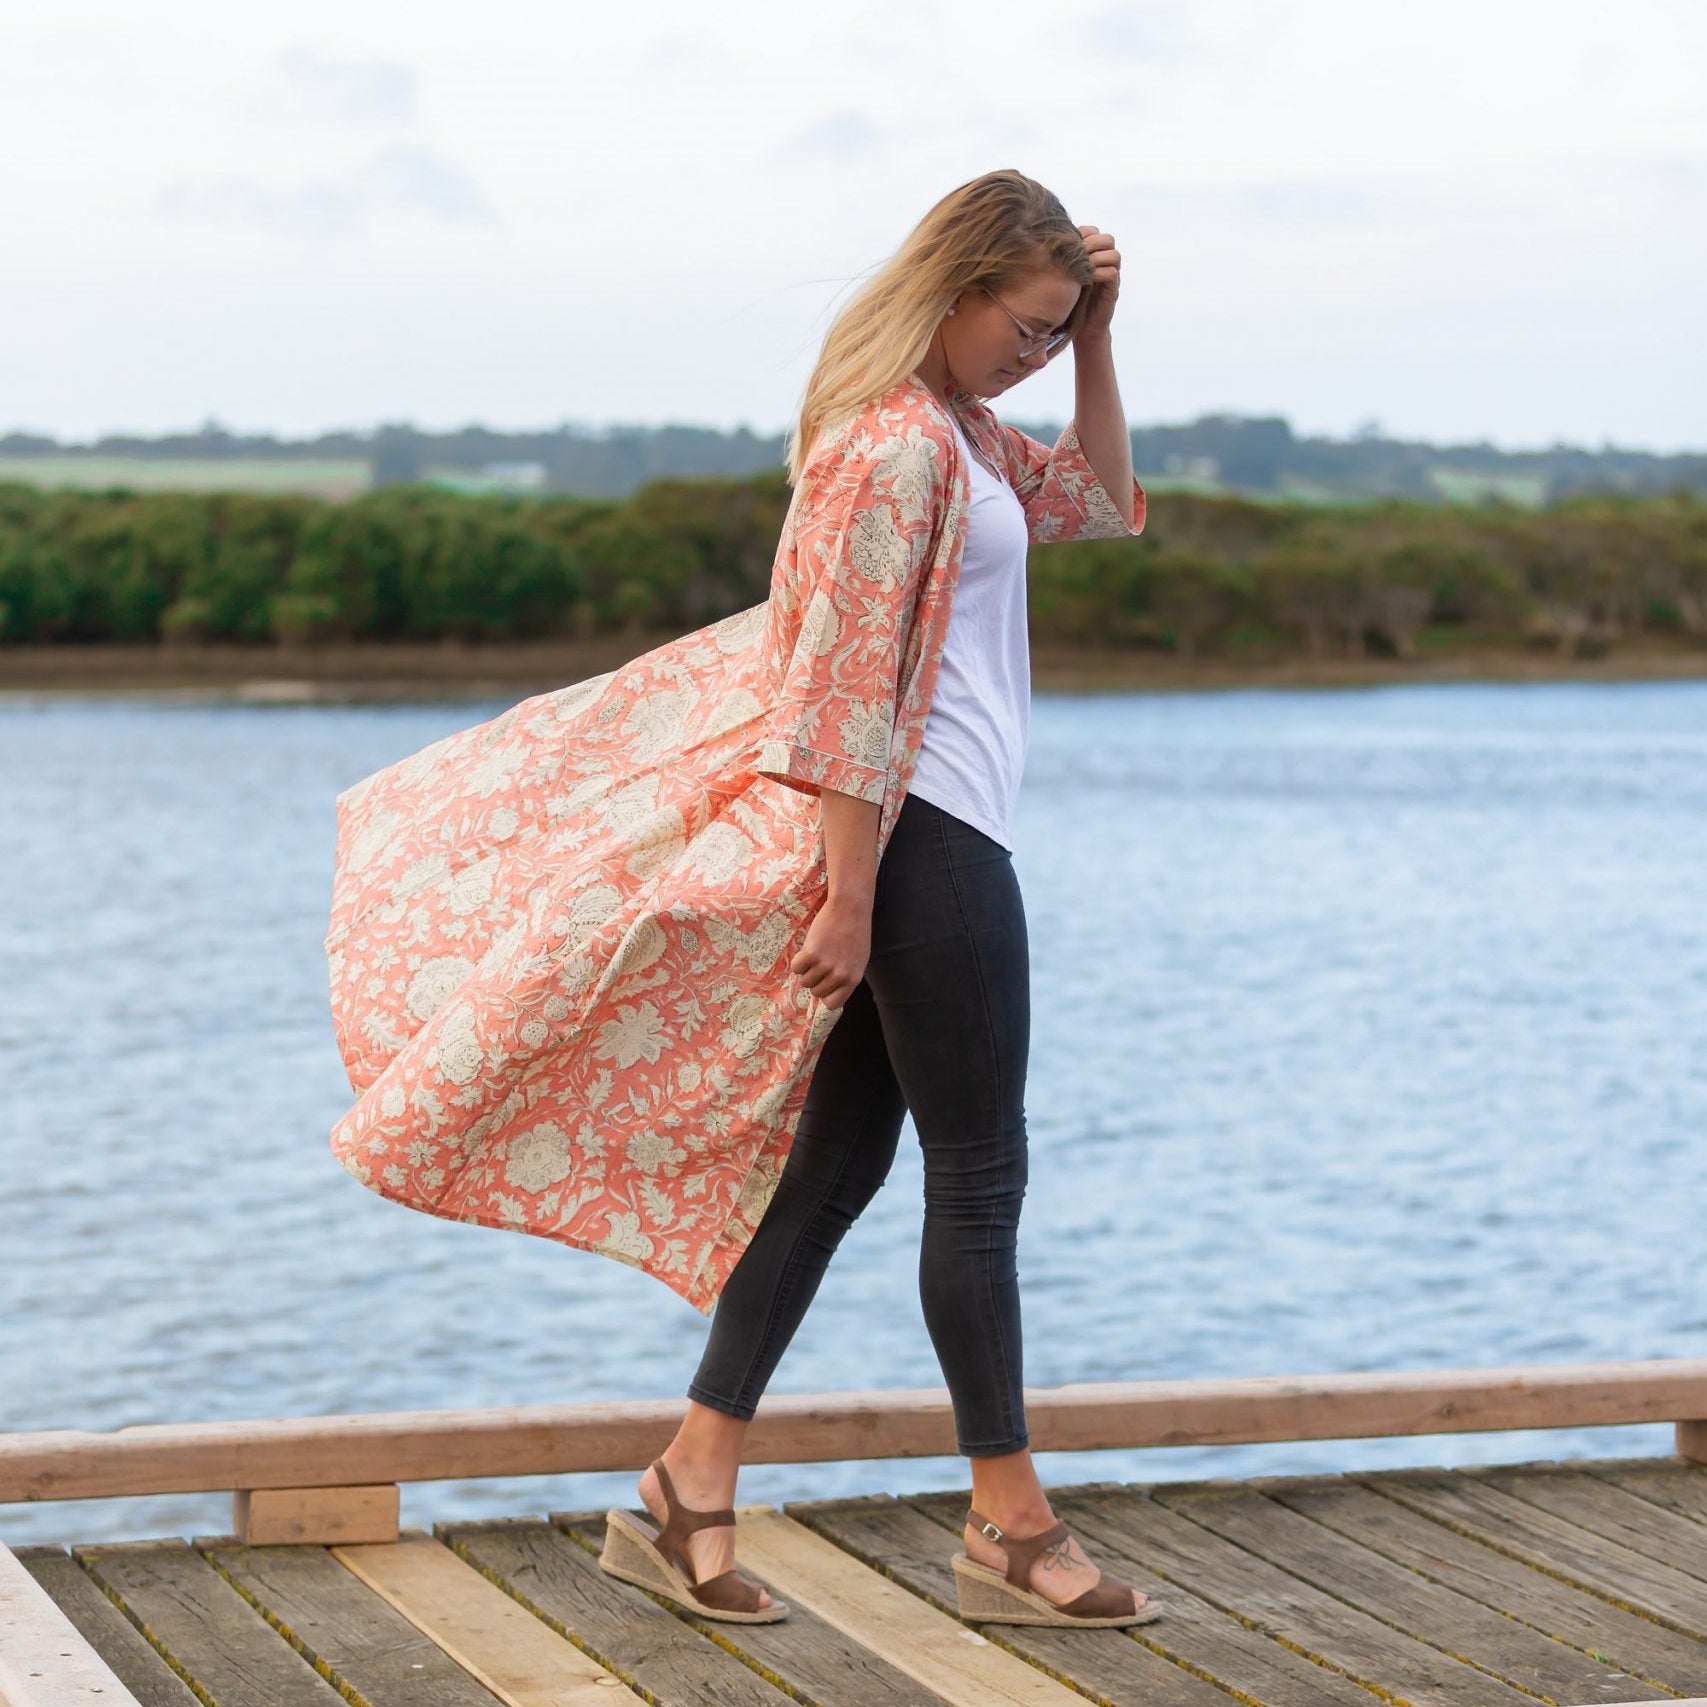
[552,1506,954,1707]
[10,1547,197,1707]
[1481,1466,1707,1580]
[0,1541,146,1707]
[329,1530,632,1706]
[1371,1470,1707,1638]
[1153,1478,1653,1703]
[797,1488,1316,1707]
[1264,1474,1707,1697]
[200,1536,506,1706]
[72,1539,343,1707]
[1032,1484,1543,1706]
[439,1516,791,1707]
[720,1503,1090,1707]
[7,1362,1707,1501]
[1588,1459,1707,1526]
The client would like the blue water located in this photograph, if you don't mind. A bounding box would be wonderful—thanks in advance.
[2,679,1703,1547]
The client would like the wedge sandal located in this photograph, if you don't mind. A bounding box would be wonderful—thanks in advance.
[951,1506,1163,1627]
[598,1457,789,1623]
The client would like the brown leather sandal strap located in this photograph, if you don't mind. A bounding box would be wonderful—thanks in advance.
[994,1517,1071,1591]
[651,1458,739,1582]
[653,1459,736,1525]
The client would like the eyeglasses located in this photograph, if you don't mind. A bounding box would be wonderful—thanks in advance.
[981,286,1073,360]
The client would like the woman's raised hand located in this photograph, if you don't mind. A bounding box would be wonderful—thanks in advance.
[1076,224,1121,341]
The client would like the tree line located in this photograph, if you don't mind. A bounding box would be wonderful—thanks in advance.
[0,474,1703,661]
[5,415,1702,502]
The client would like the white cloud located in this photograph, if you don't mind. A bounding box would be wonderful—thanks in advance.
[154,145,495,237]
[771,109,884,163]
[243,46,418,128]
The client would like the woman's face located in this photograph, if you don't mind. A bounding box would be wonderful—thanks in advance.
[941,266,1082,398]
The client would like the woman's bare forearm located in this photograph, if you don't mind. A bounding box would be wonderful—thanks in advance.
[1072,331,1137,526]
[819,784,880,909]
[789,783,881,1009]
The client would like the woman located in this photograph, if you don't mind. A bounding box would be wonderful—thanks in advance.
[324,169,1154,1630]
[596,171,1160,1630]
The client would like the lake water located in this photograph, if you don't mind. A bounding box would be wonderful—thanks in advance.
[2,678,1703,1547]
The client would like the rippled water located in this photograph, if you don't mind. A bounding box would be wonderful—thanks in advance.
[2,679,1703,1546]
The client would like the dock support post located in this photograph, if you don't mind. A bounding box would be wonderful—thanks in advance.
[1677,1420,1707,1464]
[233,1484,400,1545]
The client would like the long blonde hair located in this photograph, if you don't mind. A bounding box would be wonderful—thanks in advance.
[785,170,1094,485]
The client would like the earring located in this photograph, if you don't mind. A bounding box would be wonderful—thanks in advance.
[946,308,956,316]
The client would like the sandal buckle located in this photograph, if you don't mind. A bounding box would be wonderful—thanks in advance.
[978,1519,1005,1541]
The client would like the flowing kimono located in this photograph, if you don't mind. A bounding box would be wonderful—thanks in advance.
[325,372,1146,1314]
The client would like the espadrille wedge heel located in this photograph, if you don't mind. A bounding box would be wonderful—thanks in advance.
[951,1506,1162,1627]
[598,1458,789,1623]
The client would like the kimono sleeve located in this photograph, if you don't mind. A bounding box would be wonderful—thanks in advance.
[755,427,942,805]
[995,418,1147,544]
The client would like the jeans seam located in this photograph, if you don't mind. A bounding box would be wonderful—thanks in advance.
[933,808,1023,1455]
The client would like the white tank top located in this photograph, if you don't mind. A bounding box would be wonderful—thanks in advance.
[908,411,1032,851]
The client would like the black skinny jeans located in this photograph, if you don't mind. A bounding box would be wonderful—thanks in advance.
[687,789,1032,1456]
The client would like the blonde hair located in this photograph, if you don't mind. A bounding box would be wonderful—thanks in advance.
[785,170,1094,485]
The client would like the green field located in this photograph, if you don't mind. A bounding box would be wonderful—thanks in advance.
[0,457,371,498]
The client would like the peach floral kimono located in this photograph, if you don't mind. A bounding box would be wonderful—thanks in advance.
[325,373,1146,1313]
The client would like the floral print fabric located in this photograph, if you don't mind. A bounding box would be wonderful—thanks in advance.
[325,373,1146,1313]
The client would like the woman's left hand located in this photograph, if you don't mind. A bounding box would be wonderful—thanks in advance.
[1076,224,1121,341]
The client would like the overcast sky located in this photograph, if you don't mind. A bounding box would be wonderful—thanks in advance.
[5,1,1702,451]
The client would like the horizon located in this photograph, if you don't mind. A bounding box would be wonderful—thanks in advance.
[3,410,1699,463]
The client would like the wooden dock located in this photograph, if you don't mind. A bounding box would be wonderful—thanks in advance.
[6,1360,1707,1706]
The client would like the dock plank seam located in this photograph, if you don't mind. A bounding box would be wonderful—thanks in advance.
[1036,1490,1542,1706]
[728,1506,1095,1706]
[73,1540,347,1707]
[549,1506,962,1707]
[1254,1477,1707,1700]
[1150,1481,1666,1704]
[65,1554,234,1707]
[904,1486,1434,1706]
[194,1540,387,1703]
[436,1521,794,1707]
[0,1541,145,1707]
[1148,1489,1562,1704]
[1363,1476,1707,1641]
[327,1531,634,1705]
[43,1559,211,1707]
[432,1529,660,1703]
[784,1498,1169,1706]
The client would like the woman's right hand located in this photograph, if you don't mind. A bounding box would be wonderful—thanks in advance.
[790,894,872,1010]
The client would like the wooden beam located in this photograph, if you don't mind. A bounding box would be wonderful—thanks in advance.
[0,1542,144,1707]
[233,1483,399,1544]
[1678,1419,1707,1464]
[3,1358,1705,1504]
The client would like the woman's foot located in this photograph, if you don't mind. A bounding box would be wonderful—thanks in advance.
[961,1505,1146,1612]
[637,1449,775,1612]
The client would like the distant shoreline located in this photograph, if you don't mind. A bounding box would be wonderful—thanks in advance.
[3,637,1706,702]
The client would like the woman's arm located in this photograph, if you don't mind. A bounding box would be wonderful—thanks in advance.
[1069,226,1137,528]
[789,784,880,1011]
[979,224,1144,540]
